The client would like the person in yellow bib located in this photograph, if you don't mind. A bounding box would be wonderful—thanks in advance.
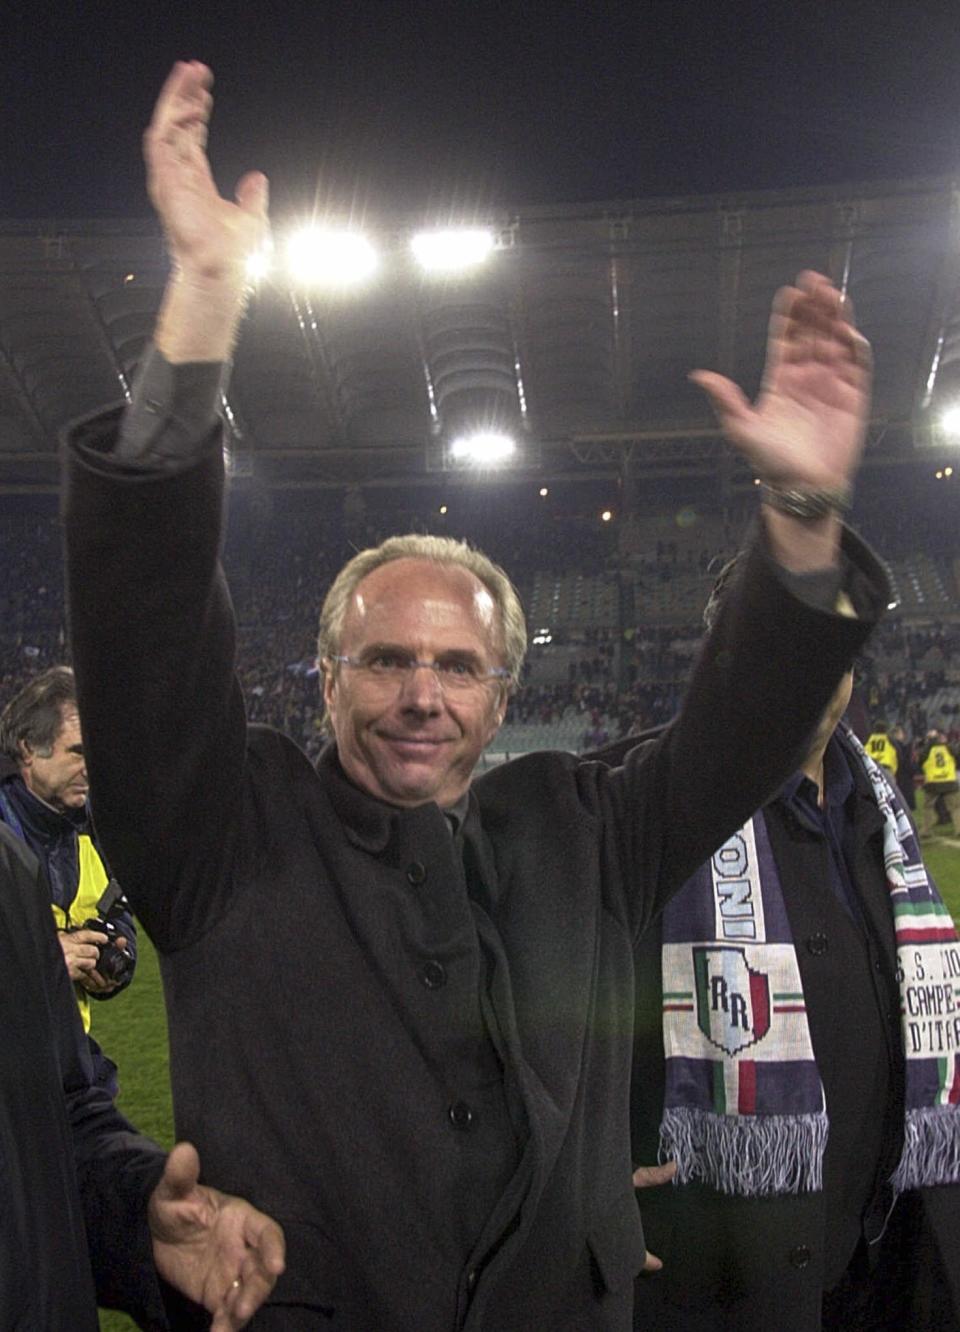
[865,721,898,777]
[0,667,136,1095]
[919,729,960,838]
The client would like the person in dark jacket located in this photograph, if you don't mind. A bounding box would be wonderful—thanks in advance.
[61,62,885,1330]
[0,820,283,1330]
[0,665,136,1093]
[592,570,960,1331]
[891,721,918,810]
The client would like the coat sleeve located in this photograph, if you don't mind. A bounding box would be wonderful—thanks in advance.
[63,407,247,949]
[18,823,172,1326]
[595,524,890,939]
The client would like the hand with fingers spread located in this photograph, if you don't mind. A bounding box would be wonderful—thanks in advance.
[632,1159,677,1273]
[690,270,872,493]
[149,1142,285,1330]
[144,60,268,283]
[144,61,269,363]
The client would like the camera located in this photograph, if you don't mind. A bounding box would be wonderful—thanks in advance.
[70,878,134,985]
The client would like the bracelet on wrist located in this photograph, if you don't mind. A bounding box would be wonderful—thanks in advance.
[760,483,852,521]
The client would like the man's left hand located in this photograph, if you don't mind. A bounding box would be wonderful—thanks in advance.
[149,1142,285,1330]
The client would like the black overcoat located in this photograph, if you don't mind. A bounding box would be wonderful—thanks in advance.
[63,412,886,1330]
[0,822,167,1329]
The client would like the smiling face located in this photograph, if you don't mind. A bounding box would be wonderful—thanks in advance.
[19,705,88,812]
[323,558,509,808]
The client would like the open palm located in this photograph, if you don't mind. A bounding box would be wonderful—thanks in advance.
[144,62,268,281]
[691,271,871,491]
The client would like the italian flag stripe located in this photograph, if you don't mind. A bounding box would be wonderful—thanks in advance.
[893,900,950,917]
[738,1060,757,1115]
[950,1058,960,1107]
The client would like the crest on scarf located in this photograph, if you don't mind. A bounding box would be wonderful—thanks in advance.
[694,945,771,1056]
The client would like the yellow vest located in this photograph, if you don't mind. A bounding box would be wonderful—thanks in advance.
[923,744,957,786]
[49,833,109,1033]
[866,733,898,776]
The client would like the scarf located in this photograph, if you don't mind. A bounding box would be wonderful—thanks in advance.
[659,725,960,1196]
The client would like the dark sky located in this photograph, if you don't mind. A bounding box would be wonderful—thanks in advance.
[6,0,960,221]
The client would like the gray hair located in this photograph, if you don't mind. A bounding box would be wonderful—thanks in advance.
[0,666,77,760]
[318,533,527,682]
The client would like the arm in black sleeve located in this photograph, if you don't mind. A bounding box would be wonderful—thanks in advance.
[39,841,171,1325]
[63,404,246,949]
[603,521,889,939]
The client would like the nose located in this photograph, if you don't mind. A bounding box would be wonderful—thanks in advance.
[397,662,445,713]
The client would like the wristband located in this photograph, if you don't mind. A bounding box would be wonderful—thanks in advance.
[760,483,852,521]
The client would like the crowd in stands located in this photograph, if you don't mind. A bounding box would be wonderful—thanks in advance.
[3,489,960,762]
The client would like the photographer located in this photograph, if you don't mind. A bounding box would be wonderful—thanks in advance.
[0,665,135,1095]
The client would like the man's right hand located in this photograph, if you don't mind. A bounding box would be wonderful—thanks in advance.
[144,62,269,363]
[58,926,108,982]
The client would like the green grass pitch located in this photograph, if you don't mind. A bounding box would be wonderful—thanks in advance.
[96,816,960,1329]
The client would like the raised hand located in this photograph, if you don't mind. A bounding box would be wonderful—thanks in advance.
[144,61,268,283]
[149,1142,285,1330]
[691,271,872,493]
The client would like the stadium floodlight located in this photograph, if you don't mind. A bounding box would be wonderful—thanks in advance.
[941,403,960,439]
[411,228,495,274]
[448,430,517,465]
[286,227,379,288]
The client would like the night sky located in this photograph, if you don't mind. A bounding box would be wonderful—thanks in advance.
[6,0,960,222]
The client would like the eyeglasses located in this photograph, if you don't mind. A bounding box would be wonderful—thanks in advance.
[327,652,512,694]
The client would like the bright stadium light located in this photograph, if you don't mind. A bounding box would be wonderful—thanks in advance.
[411,228,495,274]
[941,403,960,438]
[286,227,379,288]
[448,430,517,465]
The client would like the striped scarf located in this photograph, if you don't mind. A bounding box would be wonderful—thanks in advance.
[659,725,960,1197]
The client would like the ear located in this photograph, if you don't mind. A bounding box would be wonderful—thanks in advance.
[321,660,336,712]
[487,686,509,741]
[17,739,34,768]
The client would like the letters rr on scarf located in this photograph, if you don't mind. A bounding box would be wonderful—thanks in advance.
[694,946,771,1056]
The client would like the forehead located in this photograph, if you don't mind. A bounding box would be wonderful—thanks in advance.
[55,706,82,747]
[343,558,501,654]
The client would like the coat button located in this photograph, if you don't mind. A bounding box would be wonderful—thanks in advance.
[789,1245,811,1269]
[420,960,447,990]
[448,1101,476,1131]
[406,861,427,885]
[805,933,828,956]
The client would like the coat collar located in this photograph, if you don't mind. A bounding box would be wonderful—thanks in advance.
[316,740,450,854]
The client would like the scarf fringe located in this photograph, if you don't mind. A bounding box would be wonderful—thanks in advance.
[891,1107,960,1191]
[661,1106,828,1197]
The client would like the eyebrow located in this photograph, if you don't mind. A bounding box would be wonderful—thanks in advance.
[359,643,487,666]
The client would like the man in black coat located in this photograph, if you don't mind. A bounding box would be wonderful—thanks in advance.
[62,62,886,1330]
[0,821,283,1330]
[594,575,960,1330]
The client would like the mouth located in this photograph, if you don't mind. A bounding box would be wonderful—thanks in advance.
[378,734,451,756]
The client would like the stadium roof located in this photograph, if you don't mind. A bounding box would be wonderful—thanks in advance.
[2,174,960,494]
